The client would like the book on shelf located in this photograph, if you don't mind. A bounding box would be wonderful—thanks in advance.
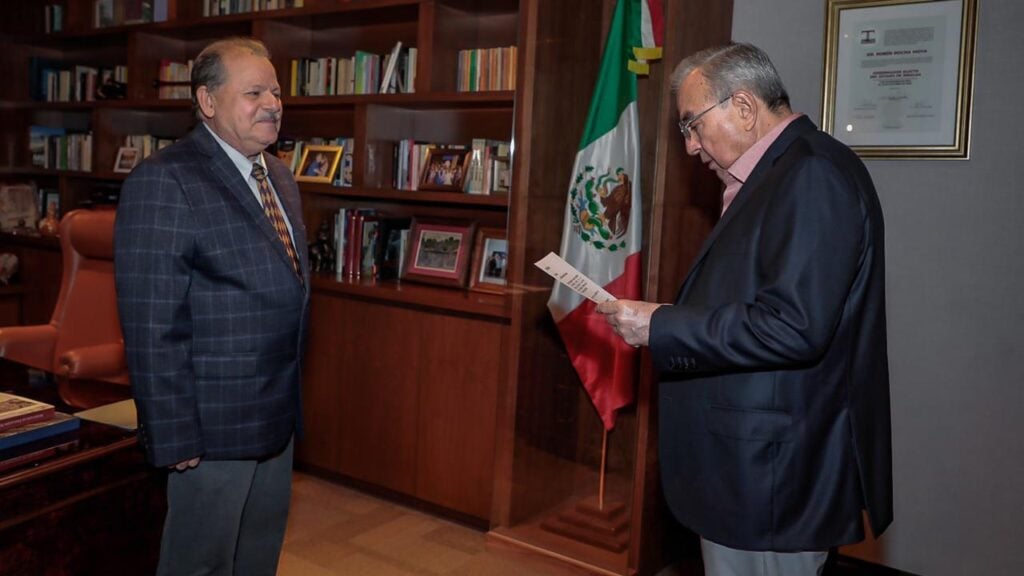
[204,0,303,17]
[0,435,80,474]
[289,45,415,97]
[0,412,80,452]
[337,138,354,187]
[94,0,155,28]
[157,59,193,99]
[378,219,411,280]
[379,41,402,94]
[360,216,381,277]
[45,4,64,33]
[457,46,518,92]
[0,392,55,433]
[330,209,410,280]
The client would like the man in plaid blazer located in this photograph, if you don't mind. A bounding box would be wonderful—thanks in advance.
[114,38,308,576]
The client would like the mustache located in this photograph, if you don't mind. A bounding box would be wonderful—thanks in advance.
[256,113,281,123]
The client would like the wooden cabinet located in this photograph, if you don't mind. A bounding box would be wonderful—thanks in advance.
[299,290,504,521]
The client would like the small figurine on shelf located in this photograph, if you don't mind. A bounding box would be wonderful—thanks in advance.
[308,221,335,273]
[37,200,59,236]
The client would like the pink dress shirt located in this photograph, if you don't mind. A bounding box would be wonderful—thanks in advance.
[719,113,803,216]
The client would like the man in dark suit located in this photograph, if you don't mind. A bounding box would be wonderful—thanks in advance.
[597,43,892,575]
[114,37,308,576]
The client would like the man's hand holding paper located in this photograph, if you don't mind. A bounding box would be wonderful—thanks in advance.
[535,251,662,347]
[595,299,663,348]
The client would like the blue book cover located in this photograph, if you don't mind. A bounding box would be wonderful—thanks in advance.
[0,412,80,452]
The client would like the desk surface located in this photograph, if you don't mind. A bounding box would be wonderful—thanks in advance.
[0,386,163,575]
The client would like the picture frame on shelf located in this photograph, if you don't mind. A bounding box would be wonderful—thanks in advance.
[490,156,511,193]
[295,144,342,184]
[402,218,476,287]
[113,147,140,173]
[419,148,471,192]
[0,184,38,231]
[468,227,508,294]
[38,189,61,235]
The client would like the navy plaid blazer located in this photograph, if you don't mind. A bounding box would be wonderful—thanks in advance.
[115,124,310,468]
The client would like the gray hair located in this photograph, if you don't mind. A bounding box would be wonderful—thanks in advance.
[669,43,790,112]
[191,37,272,119]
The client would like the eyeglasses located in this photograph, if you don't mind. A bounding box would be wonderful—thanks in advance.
[678,94,733,141]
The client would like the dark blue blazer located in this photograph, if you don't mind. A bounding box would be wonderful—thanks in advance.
[649,116,893,551]
[115,124,309,468]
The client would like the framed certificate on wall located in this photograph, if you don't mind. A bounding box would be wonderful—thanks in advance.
[821,0,978,159]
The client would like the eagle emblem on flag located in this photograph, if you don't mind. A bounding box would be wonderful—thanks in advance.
[569,166,632,252]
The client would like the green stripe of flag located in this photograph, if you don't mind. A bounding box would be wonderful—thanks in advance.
[578,0,641,150]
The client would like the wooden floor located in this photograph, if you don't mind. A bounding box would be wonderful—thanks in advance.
[279,472,606,576]
[280,472,893,576]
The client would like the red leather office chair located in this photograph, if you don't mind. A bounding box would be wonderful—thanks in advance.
[0,209,129,409]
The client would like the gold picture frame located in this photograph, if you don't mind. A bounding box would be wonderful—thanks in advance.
[295,144,343,183]
[821,0,978,159]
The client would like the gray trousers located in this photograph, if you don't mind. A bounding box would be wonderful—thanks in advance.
[701,538,828,576]
[156,437,294,576]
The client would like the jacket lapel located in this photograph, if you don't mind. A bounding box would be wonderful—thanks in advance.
[675,116,818,303]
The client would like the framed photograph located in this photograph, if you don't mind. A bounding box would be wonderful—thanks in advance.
[419,148,470,192]
[401,218,475,287]
[490,157,511,193]
[0,184,38,230]
[113,146,140,173]
[295,144,342,184]
[468,227,508,294]
[42,189,60,219]
[821,0,978,159]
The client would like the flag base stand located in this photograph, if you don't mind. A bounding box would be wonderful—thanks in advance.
[540,496,629,552]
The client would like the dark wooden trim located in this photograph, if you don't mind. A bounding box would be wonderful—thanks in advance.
[297,449,491,531]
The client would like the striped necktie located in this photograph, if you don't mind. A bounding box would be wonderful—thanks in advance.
[251,163,301,278]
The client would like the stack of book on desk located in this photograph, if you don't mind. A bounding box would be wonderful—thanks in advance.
[0,392,81,473]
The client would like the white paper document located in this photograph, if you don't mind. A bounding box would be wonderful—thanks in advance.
[534,252,616,304]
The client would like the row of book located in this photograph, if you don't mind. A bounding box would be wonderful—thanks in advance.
[289,44,417,97]
[330,208,410,279]
[30,126,93,172]
[203,0,303,17]
[158,59,194,100]
[0,392,80,474]
[30,58,128,103]
[44,4,64,33]
[94,0,169,28]
[457,46,518,92]
[124,134,177,161]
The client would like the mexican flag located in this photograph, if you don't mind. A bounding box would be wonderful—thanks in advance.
[547,0,661,431]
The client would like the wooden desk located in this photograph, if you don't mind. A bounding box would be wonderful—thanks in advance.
[0,404,164,575]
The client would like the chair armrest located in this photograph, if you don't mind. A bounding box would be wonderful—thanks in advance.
[58,342,128,383]
[0,325,58,371]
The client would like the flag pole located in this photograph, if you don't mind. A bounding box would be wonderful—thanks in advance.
[599,427,608,510]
